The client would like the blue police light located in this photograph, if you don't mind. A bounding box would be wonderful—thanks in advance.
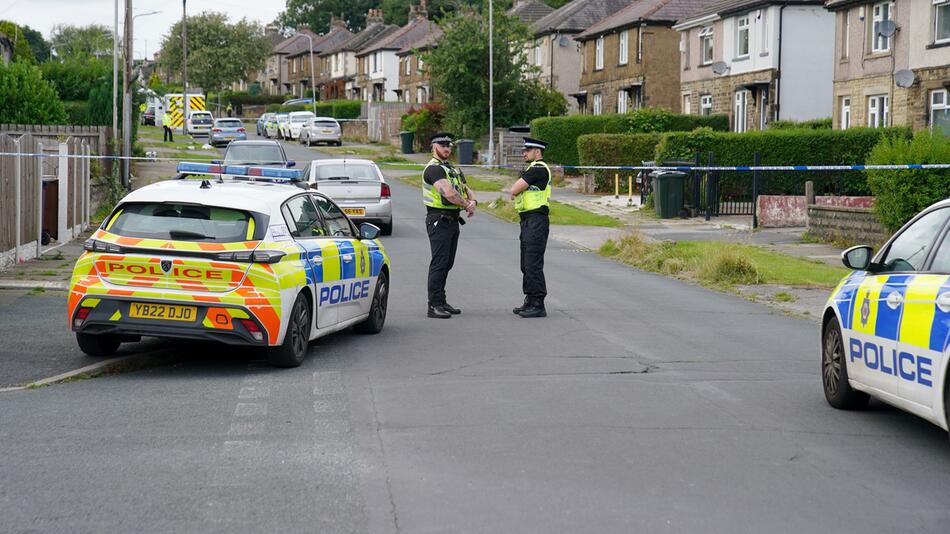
[176,161,304,182]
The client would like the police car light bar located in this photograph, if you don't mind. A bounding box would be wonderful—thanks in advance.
[176,161,304,182]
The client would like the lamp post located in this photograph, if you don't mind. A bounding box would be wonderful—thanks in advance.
[113,0,119,146]
[296,32,318,115]
[488,0,494,167]
[182,0,189,136]
[122,6,162,188]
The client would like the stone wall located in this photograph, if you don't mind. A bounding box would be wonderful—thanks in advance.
[807,205,889,245]
[680,69,776,131]
[757,195,874,227]
[832,66,950,130]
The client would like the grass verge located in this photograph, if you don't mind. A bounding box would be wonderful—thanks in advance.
[599,232,847,289]
[397,175,504,192]
[484,199,621,227]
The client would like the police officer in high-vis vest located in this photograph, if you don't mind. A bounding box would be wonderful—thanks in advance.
[510,137,551,318]
[422,132,476,319]
[162,109,174,143]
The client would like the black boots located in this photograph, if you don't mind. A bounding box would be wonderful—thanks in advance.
[512,297,529,315]
[517,297,546,318]
[441,303,462,315]
[427,304,452,319]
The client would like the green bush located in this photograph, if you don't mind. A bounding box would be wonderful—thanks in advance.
[866,131,950,231]
[0,61,67,124]
[769,118,833,130]
[40,58,110,101]
[577,133,662,191]
[655,127,912,195]
[63,100,90,125]
[530,109,728,167]
[227,93,286,106]
[264,100,361,119]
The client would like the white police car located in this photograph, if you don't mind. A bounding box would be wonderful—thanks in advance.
[822,198,950,433]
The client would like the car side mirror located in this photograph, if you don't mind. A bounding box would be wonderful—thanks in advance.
[842,245,873,271]
[286,161,296,168]
[360,223,381,240]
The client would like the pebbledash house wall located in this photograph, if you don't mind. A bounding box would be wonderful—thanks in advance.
[578,25,682,113]
[830,1,950,131]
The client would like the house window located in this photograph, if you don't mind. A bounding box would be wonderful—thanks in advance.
[617,90,628,113]
[636,26,643,64]
[376,52,383,73]
[840,97,851,129]
[683,94,692,115]
[619,30,629,65]
[593,93,603,115]
[680,33,689,70]
[871,2,894,53]
[417,56,424,71]
[935,0,950,43]
[595,36,604,70]
[405,57,411,75]
[760,9,769,54]
[534,40,542,66]
[417,87,426,104]
[734,90,749,132]
[867,94,889,127]
[291,59,296,74]
[699,26,714,65]
[930,89,950,134]
[736,14,750,58]
[840,12,850,58]
[700,94,712,115]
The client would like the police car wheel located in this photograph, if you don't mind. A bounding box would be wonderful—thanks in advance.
[822,318,869,410]
[356,272,388,335]
[76,332,121,357]
[268,293,311,368]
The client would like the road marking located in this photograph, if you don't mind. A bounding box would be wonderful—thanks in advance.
[238,386,270,399]
[0,280,69,290]
[0,351,181,393]
[234,402,268,417]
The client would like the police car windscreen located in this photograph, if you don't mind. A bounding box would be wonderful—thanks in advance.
[313,163,378,181]
[108,203,253,242]
[224,145,284,165]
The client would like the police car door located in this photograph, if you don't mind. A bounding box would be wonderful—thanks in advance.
[312,194,371,322]
[281,194,337,329]
[890,208,950,409]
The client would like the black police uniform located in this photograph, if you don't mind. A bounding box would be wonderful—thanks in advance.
[518,161,550,309]
[424,160,467,310]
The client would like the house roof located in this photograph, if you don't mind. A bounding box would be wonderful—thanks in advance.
[325,22,400,56]
[532,0,633,35]
[396,24,444,55]
[575,0,713,40]
[286,26,356,58]
[678,0,824,23]
[823,0,861,10]
[359,16,438,55]
[273,30,320,56]
[508,0,555,25]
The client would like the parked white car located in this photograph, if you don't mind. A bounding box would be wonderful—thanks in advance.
[186,111,214,136]
[300,117,342,147]
[266,113,289,139]
[281,111,315,140]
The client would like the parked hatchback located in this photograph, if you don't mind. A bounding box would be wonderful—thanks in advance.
[210,118,247,147]
[186,111,214,136]
[306,159,392,235]
[300,117,342,147]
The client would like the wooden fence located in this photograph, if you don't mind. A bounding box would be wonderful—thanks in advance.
[366,102,412,144]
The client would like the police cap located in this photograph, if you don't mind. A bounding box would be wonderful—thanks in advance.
[522,137,548,151]
[430,132,455,146]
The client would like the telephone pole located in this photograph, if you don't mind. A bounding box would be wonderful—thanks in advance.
[122,0,132,188]
[182,0,189,135]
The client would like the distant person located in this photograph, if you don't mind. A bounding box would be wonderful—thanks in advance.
[509,137,551,318]
[422,132,476,319]
[226,103,233,117]
[162,110,174,143]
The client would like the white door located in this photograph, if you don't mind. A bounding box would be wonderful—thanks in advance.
[734,91,748,132]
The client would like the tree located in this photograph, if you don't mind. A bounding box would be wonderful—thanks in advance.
[41,57,111,101]
[19,24,50,62]
[427,5,565,137]
[0,20,37,63]
[0,61,67,124]
[380,0,484,27]
[278,0,377,34]
[158,12,272,94]
[49,24,113,59]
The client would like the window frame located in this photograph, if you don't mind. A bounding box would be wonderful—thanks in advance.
[867,94,889,128]
[683,94,692,115]
[311,194,358,238]
[734,90,749,133]
[700,94,713,115]
[595,36,604,70]
[840,96,851,129]
[929,88,950,134]
[935,0,950,44]
[534,39,543,66]
[699,26,714,65]
[736,14,751,58]
[619,30,629,66]
[871,1,894,53]
[617,90,627,113]
[876,207,950,273]
[593,93,603,115]
[282,194,329,240]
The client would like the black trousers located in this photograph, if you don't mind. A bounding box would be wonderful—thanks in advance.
[426,212,460,306]
[520,212,549,299]
[163,125,174,142]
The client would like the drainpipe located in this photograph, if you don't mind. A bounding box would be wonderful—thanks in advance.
[774,5,786,122]
[549,29,556,89]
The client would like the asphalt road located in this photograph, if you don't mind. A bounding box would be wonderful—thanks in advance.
[2,137,949,533]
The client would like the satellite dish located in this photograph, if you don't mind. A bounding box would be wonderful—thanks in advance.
[558,35,570,47]
[878,20,898,37]
[895,69,916,88]
[711,61,729,75]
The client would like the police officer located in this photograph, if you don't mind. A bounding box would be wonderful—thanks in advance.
[422,132,476,319]
[161,109,174,142]
[510,137,551,318]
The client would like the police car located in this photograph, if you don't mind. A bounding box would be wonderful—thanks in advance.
[67,162,391,368]
[822,198,950,432]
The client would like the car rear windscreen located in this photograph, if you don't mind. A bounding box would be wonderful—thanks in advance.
[314,121,339,128]
[108,203,253,242]
[217,120,242,128]
[224,145,284,165]
[291,116,311,123]
[312,163,379,181]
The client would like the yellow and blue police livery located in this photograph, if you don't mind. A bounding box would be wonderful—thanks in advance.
[822,198,950,433]
[68,162,390,368]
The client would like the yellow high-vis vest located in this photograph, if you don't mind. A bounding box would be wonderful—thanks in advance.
[422,158,466,210]
[515,160,552,213]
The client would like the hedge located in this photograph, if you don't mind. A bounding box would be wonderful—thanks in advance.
[263,100,362,119]
[63,100,90,125]
[227,94,287,106]
[654,127,912,195]
[577,133,662,191]
[866,131,950,231]
[530,110,729,168]
[768,118,833,130]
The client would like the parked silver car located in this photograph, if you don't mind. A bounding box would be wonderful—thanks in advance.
[300,117,343,147]
[210,118,247,147]
[306,159,392,235]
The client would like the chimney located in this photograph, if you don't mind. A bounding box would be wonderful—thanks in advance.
[296,24,311,34]
[366,8,384,24]
[409,0,428,20]
[330,15,347,30]
[265,24,280,38]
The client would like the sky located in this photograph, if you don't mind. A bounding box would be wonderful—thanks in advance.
[0,0,285,60]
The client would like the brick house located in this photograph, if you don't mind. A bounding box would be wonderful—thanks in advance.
[573,0,707,115]
[825,0,950,134]
[396,27,443,104]
[270,29,320,96]
[675,0,835,131]
[509,0,555,25]
[231,25,285,93]
[318,10,398,101]
[355,5,436,102]
[528,0,631,113]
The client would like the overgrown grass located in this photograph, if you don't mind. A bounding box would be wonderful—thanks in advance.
[485,199,621,227]
[599,232,848,289]
[397,175,505,191]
